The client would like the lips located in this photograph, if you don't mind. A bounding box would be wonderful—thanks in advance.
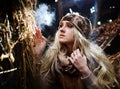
[59,34,65,38]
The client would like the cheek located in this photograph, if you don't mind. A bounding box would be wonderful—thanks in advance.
[69,30,74,38]
[66,31,74,41]
[69,34,74,41]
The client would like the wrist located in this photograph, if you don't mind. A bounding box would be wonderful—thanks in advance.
[80,67,91,77]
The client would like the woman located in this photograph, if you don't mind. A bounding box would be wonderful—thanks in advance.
[40,13,119,89]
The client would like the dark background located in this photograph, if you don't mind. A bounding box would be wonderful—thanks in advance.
[37,0,120,55]
[37,0,120,37]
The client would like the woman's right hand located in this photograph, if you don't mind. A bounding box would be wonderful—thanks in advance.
[68,49,91,77]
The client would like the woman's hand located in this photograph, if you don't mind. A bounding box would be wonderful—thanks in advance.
[68,49,91,77]
[33,28,46,64]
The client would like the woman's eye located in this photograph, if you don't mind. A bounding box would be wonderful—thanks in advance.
[59,22,73,28]
[67,24,73,28]
[59,24,63,28]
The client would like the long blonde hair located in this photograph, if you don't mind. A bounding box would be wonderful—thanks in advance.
[74,28,119,89]
[41,26,119,89]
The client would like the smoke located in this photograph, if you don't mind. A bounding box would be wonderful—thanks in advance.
[35,4,56,30]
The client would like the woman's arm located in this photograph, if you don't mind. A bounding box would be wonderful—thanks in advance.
[33,28,46,64]
[81,72,99,89]
[68,49,100,89]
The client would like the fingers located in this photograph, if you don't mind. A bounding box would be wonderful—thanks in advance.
[67,56,73,64]
[68,49,89,74]
[68,49,86,64]
[69,49,79,63]
[35,29,42,38]
[71,49,82,58]
[33,28,45,42]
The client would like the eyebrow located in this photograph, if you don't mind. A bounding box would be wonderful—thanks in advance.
[60,21,73,25]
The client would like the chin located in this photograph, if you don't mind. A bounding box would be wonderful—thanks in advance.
[59,40,66,44]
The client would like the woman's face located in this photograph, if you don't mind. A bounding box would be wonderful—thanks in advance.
[58,21,74,44]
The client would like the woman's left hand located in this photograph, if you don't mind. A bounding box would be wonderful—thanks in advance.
[33,28,46,64]
[68,49,91,77]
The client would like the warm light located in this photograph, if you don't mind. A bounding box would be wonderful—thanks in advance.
[55,0,58,2]
[108,19,112,23]
[97,21,101,25]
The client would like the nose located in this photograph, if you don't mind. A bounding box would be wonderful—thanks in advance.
[59,26,65,32]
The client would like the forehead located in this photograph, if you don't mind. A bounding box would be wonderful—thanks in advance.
[60,20,72,25]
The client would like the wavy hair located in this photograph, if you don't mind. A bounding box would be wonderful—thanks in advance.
[41,22,119,89]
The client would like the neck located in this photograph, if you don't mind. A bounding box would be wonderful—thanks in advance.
[66,44,73,55]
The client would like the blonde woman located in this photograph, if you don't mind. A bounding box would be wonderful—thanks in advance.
[40,13,119,89]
